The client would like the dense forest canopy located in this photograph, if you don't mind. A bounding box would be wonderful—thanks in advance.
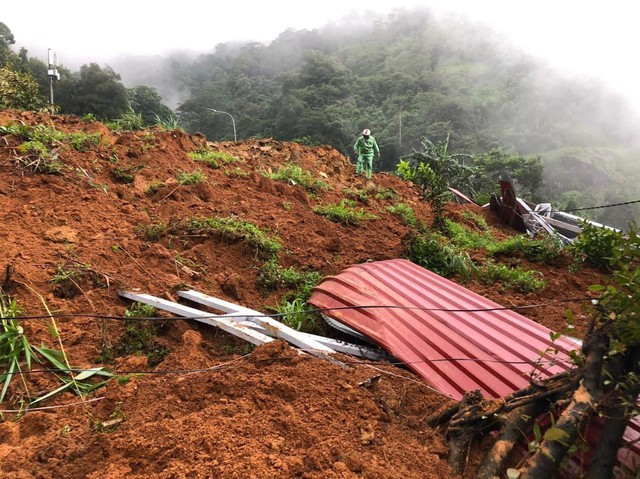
[1,8,639,228]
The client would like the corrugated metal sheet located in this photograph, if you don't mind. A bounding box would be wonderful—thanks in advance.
[309,258,639,472]
[310,258,577,399]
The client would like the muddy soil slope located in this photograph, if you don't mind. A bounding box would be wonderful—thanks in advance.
[0,111,604,478]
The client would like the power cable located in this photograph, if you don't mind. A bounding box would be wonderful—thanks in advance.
[3,296,595,322]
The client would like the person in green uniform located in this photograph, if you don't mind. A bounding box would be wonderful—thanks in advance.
[353,128,380,180]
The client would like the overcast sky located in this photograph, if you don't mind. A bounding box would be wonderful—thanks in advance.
[4,0,640,109]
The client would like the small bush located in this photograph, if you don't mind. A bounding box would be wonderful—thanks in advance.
[445,219,491,250]
[111,302,168,366]
[313,199,378,226]
[404,231,476,279]
[461,210,489,230]
[569,222,624,269]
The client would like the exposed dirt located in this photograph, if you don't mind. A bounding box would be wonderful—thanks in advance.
[0,110,606,478]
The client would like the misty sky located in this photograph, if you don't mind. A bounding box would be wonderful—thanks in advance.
[3,0,640,110]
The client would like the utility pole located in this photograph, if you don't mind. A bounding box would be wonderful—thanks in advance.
[47,49,59,114]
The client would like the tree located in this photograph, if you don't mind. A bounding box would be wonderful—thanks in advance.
[471,149,544,202]
[56,63,128,120]
[0,22,15,65]
[397,134,474,230]
[128,85,174,126]
[0,65,47,110]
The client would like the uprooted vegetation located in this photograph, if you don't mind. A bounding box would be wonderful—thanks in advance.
[0,110,629,478]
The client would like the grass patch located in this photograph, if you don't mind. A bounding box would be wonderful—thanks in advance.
[111,164,145,183]
[313,199,378,226]
[257,258,321,301]
[445,219,492,250]
[145,180,166,195]
[136,222,167,241]
[487,234,564,264]
[101,302,168,367]
[404,231,476,279]
[184,216,281,256]
[387,203,421,229]
[478,262,546,292]
[264,163,330,193]
[189,149,241,168]
[461,210,489,230]
[269,298,325,335]
[177,169,207,185]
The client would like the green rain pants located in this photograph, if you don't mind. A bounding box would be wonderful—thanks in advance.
[356,154,374,179]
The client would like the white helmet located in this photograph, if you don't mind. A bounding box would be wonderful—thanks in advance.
[362,129,371,136]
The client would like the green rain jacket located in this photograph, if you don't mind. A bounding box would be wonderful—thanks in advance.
[353,135,380,157]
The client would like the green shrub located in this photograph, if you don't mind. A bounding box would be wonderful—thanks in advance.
[313,199,378,226]
[569,222,624,269]
[445,219,491,250]
[404,231,476,279]
[461,210,489,230]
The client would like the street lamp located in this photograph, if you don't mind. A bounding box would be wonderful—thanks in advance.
[206,108,237,142]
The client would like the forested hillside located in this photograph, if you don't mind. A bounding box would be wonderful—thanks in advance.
[2,7,639,227]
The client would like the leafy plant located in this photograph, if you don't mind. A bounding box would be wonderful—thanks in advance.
[313,199,378,226]
[18,140,63,173]
[184,216,281,256]
[112,303,168,366]
[271,297,324,334]
[177,168,207,185]
[107,108,144,131]
[374,187,399,200]
[569,222,624,269]
[264,163,329,192]
[0,295,111,410]
[0,296,34,405]
[154,114,183,131]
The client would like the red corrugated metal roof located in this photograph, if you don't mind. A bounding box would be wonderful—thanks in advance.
[310,258,577,399]
[309,258,639,473]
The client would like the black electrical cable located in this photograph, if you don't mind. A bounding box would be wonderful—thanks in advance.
[3,296,595,322]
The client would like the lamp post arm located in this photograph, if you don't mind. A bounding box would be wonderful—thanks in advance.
[206,108,237,142]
